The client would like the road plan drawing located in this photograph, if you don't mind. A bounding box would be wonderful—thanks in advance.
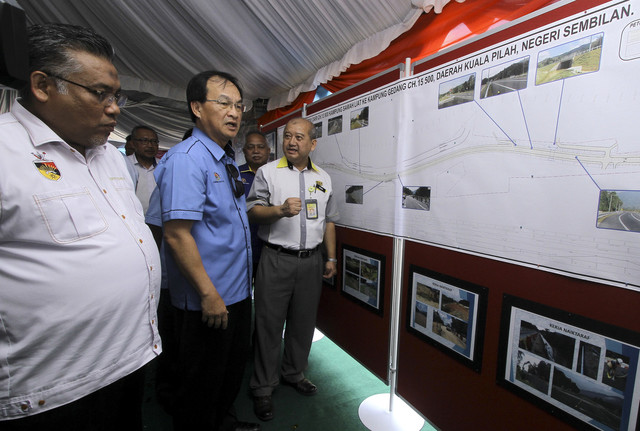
[308,0,640,288]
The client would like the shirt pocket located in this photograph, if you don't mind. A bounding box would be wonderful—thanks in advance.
[111,176,144,217]
[33,187,108,244]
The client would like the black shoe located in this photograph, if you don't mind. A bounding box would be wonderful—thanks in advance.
[232,421,261,431]
[253,395,273,422]
[283,377,317,396]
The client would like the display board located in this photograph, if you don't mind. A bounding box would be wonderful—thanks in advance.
[308,0,639,289]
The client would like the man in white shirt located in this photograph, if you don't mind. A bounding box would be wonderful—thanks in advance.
[247,118,339,422]
[0,23,161,430]
[127,125,161,214]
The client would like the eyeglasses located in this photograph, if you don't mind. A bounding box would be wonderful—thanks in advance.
[133,138,159,145]
[205,98,246,113]
[47,73,127,107]
[225,163,245,199]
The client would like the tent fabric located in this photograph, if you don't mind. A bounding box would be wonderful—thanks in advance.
[258,0,558,127]
[14,0,441,147]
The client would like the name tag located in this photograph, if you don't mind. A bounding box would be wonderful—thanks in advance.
[305,199,318,219]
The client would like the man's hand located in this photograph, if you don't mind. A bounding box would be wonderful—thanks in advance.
[201,293,229,329]
[323,260,337,279]
[280,197,302,217]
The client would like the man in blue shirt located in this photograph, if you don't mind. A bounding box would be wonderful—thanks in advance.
[239,131,270,275]
[153,71,259,431]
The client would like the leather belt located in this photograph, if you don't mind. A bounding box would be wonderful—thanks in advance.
[264,242,318,258]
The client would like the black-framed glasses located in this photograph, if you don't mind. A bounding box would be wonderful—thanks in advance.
[47,73,127,107]
[205,98,246,113]
[225,163,244,198]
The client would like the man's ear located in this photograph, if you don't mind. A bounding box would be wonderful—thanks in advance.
[30,71,51,103]
[190,101,202,120]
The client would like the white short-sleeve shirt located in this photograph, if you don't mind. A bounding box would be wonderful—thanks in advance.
[247,157,339,250]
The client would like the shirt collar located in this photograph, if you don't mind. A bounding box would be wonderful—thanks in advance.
[276,156,317,172]
[191,127,234,162]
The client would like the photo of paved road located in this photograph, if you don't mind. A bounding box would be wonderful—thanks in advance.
[328,115,343,135]
[597,190,640,233]
[551,368,623,431]
[480,56,529,99]
[438,73,475,108]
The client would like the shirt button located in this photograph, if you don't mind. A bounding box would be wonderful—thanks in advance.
[38,400,46,406]
[102,189,107,194]
[150,266,153,271]
[139,239,143,244]
[154,344,158,349]
[121,215,126,219]
[151,319,155,325]
[20,403,29,411]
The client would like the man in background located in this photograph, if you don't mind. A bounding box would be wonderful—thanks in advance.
[239,131,270,275]
[154,70,259,431]
[248,117,338,422]
[128,125,161,214]
[0,23,161,430]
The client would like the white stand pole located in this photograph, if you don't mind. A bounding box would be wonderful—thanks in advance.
[358,237,425,431]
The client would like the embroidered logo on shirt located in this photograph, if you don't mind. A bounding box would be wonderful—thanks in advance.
[32,152,61,181]
[213,172,223,182]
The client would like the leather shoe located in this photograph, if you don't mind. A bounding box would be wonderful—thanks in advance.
[283,377,317,396]
[253,395,273,422]
[232,421,261,431]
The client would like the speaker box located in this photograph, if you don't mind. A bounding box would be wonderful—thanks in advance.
[0,2,29,89]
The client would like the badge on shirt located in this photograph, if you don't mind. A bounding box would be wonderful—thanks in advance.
[305,199,318,219]
[32,151,61,181]
[315,181,326,193]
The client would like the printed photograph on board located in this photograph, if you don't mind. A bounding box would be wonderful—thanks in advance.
[350,106,369,130]
[438,73,476,109]
[498,295,640,431]
[480,56,530,99]
[341,245,384,314]
[328,115,343,135]
[536,33,603,85]
[407,266,487,372]
[345,185,364,204]
[402,186,431,211]
[596,190,640,233]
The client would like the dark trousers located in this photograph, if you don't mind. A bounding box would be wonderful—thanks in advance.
[250,246,323,396]
[3,367,146,431]
[172,297,252,431]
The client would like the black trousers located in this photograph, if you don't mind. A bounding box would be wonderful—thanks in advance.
[171,297,252,431]
[3,366,145,431]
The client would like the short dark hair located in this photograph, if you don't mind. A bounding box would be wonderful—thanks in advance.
[130,125,157,138]
[20,23,114,99]
[244,131,266,146]
[186,71,243,123]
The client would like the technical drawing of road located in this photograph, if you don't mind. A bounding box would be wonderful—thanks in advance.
[310,1,640,288]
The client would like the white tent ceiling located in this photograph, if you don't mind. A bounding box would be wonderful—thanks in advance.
[14,0,460,147]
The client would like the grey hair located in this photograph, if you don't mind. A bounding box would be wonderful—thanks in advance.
[20,23,115,99]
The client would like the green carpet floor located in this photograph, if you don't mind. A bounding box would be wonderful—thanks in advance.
[143,333,438,430]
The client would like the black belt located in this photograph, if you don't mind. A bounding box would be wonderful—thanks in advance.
[264,242,318,258]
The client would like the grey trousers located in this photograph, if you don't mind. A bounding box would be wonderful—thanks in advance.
[250,245,323,396]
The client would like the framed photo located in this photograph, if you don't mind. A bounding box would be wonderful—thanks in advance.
[406,266,487,372]
[341,245,385,315]
[497,295,640,431]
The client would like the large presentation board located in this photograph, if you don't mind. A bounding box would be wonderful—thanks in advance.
[308,0,639,289]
